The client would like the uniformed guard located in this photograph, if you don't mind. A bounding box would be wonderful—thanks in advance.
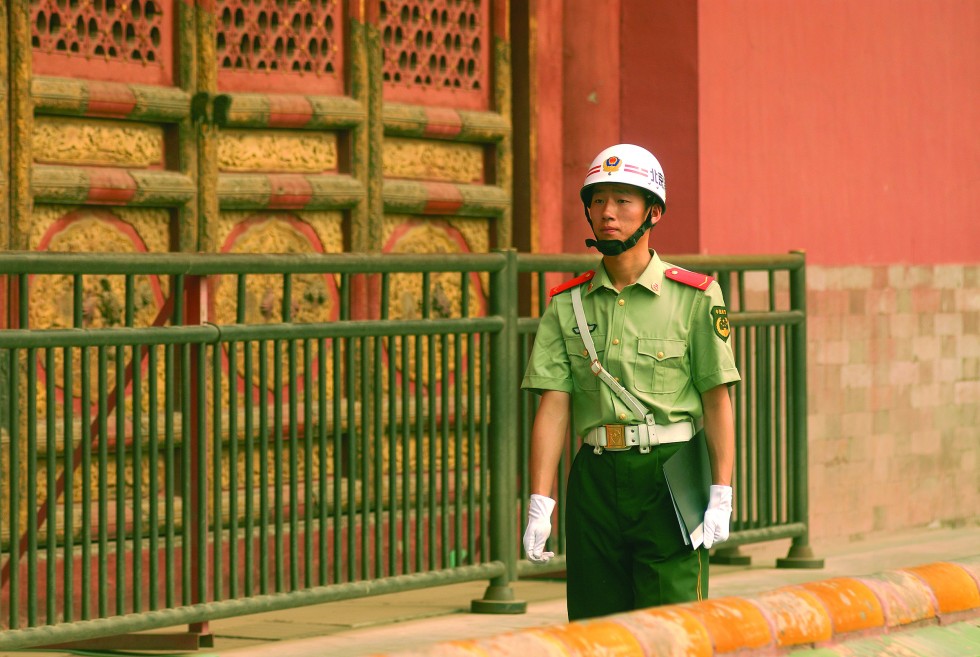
[521,144,741,620]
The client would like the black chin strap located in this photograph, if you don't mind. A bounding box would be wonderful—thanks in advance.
[584,210,654,256]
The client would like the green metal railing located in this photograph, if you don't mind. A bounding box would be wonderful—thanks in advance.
[0,252,513,649]
[0,250,817,649]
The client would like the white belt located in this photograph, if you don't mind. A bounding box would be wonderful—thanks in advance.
[584,420,695,454]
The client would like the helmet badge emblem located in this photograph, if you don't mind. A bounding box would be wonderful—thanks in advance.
[602,156,623,173]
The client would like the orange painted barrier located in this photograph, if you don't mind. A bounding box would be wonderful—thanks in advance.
[374,558,980,656]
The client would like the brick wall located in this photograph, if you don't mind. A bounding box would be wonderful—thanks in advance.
[806,264,980,543]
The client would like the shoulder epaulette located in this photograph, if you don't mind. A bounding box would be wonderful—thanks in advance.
[549,270,595,297]
[664,266,714,290]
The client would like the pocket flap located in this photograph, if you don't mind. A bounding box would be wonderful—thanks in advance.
[637,339,686,361]
[565,334,606,359]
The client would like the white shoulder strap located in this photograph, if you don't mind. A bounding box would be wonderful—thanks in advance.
[570,285,651,421]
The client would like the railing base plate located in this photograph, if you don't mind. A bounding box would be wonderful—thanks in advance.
[776,544,825,569]
[471,584,527,614]
[36,630,213,652]
[471,599,528,614]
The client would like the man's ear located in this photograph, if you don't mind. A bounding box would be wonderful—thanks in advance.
[647,203,663,225]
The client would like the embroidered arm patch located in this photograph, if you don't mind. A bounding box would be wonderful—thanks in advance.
[711,306,731,341]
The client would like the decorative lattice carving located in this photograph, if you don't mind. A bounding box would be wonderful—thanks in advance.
[380,0,489,107]
[216,0,342,93]
[218,130,338,173]
[383,137,483,182]
[31,0,165,65]
[34,117,165,168]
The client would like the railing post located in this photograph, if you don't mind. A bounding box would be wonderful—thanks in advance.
[184,276,217,639]
[707,269,752,566]
[777,251,823,569]
[471,249,526,614]
[0,274,10,444]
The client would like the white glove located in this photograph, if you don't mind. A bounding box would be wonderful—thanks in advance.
[702,485,733,549]
[523,494,557,563]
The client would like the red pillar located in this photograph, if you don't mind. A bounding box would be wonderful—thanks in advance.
[561,0,623,254]
[530,0,566,255]
[620,0,701,255]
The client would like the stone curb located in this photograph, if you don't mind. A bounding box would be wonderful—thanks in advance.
[373,557,980,656]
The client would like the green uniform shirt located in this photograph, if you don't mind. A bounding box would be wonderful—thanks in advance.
[522,251,741,438]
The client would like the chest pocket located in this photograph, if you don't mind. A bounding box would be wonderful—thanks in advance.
[634,339,687,394]
[564,333,605,392]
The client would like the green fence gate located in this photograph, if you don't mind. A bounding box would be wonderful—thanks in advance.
[0,250,819,650]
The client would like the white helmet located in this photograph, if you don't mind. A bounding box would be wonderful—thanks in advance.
[579,143,666,210]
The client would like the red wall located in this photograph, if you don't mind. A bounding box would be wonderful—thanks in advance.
[698,0,980,265]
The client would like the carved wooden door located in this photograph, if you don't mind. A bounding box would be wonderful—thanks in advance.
[2,0,511,616]
[10,1,511,260]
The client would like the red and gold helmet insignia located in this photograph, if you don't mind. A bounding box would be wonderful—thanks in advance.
[602,156,623,172]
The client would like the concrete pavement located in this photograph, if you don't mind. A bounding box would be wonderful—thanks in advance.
[2,523,977,657]
[209,522,980,657]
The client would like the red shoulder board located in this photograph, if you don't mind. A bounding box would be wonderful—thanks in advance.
[549,270,595,297]
[664,266,714,290]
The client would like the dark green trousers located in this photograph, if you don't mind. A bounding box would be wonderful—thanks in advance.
[565,442,707,621]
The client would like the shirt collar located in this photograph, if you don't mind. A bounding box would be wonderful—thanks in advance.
[584,250,665,296]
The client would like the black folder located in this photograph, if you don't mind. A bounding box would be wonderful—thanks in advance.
[662,429,712,548]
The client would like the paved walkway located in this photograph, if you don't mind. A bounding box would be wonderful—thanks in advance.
[3,523,978,657]
[208,523,980,657]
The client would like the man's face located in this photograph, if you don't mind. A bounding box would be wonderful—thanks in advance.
[587,183,660,241]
